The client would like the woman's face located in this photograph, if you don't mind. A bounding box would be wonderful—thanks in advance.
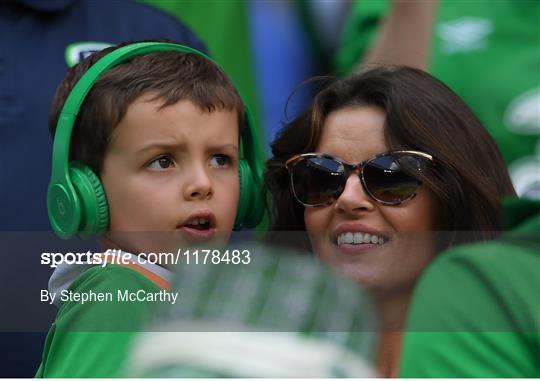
[304,106,437,295]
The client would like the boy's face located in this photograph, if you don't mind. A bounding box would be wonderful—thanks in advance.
[100,95,240,252]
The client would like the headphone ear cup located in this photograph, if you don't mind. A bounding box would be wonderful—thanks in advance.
[235,159,263,229]
[69,164,109,234]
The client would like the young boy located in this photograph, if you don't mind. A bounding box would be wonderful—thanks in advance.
[36,41,261,377]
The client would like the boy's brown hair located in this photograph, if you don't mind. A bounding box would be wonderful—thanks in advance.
[49,41,245,174]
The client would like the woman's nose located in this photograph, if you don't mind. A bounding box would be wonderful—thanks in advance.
[335,174,375,213]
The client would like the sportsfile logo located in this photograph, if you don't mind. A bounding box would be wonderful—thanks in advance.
[40,248,252,268]
[40,249,172,268]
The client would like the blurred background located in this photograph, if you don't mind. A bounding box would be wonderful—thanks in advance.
[1,0,538,376]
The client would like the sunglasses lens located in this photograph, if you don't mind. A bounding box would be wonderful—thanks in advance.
[363,154,425,204]
[291,156,345,206]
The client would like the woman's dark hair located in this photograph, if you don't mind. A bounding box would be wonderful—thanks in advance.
[265,66,515,250]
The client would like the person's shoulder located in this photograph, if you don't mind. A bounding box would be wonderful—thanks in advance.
[408,237,539,332]
[72,0,206,52]
[69,264,158,294]
[54,265,160,330]
[430,237,539,286]
[74,0,176,21]
[401,237,540,377]
[423,235,540,296]
[38,265,164,377]
[100,0,184,25]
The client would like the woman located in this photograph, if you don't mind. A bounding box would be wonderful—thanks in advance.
[265,66,515,376]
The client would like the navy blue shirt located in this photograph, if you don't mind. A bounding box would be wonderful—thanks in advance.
[0,0,204,376]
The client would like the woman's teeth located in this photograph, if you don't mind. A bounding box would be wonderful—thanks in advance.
[336,232,386,245]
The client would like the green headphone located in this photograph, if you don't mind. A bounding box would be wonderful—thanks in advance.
[48,42,265,239]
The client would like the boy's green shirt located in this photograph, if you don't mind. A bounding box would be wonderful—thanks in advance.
[35,265,163,377]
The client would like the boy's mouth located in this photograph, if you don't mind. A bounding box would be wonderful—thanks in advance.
[177,210,217,242]
[185,218,211,230]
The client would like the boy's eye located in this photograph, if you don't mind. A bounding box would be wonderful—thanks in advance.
[209,154,231,168]
[147,156,174,170]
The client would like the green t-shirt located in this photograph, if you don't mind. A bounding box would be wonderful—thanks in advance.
[400,198,540,377]
[336,0,540,198]
[35,265,165,377]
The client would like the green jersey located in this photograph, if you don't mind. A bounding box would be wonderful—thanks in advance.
[35,255,172,377]
[400,197,540,377]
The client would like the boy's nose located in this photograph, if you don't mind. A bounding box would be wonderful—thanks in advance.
[183,167,213,200]
[335,174,375,214]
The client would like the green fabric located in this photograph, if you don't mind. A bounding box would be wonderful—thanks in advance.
[35,265,161,377]
[400,198,540,377]
[139,0,262,142]
[334,0,389,76]
[336,0,540,196]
